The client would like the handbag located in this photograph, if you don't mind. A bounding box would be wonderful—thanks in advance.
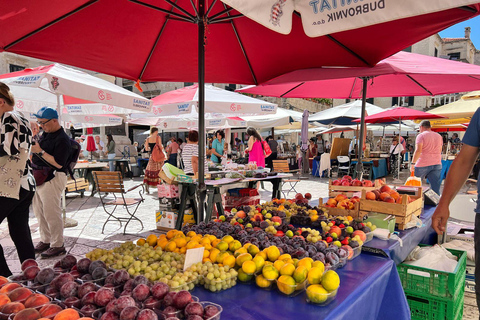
[151,136,166,162]
[262,140,272,158]
[0,148,29,199]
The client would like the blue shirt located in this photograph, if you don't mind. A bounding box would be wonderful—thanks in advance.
[462,107,480,212]
[211,138,224,163]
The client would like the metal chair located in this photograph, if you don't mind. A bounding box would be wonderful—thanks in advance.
[93,171,145,234]
[337,156,350,177]
[273,160,302,198]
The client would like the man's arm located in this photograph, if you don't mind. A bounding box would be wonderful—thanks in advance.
[31,143,63,169]
[432,144,479,234]
[411,143,423,165]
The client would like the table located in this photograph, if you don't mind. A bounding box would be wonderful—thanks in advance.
[363,205,437,264]
[193,254,410,320]
[351,158,388,179]
[74,162,108,196]
[98,158,132,178]
[441,159,454,181]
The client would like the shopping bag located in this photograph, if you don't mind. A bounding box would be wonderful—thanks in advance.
[262,140,272,157]
[151,136,166,162]
[405,170,422,186]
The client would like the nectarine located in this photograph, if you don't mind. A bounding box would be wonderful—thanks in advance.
[0,276,9,286]
[379,192,390,201]
[352,230,367,242]
[390,191,400,200]
[384,196,395,203]
[13,308,40,320]
[1,302,25,314]
[0,283,21,294]
[53,308,80,320]
[8,287,33,302]
[365,191,376,200]
[39,304,63,317]
[379,185,391,193]
[24,294,50,308]
[0,293,10,307]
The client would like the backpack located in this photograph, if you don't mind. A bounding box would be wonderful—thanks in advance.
[66,138,81,179]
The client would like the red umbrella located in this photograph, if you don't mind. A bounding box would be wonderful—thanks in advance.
[1,1,478,217]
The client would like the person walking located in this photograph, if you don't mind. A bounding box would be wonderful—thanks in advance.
[389,136,404,182]
[210,130,225,164]
[31,106,71,258]
[0,83,36,275]
[431,107,480,310]
[411,120,443,194]
[307,138,317,170]
[265,136,278,170]
[143,127,165,193]
[106,134,116,171]
[246,127,265,168]
[166,137,179,167]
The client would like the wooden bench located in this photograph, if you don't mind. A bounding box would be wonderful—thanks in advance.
[65,178,89,198]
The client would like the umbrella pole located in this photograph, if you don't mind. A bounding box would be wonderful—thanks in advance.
[197,0,206,222]
[397,120,402,180]
[355,78,368,180]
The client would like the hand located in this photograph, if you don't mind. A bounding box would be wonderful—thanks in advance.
[431,204,450,235]
[410,164,415,172]
[31,143,42,154]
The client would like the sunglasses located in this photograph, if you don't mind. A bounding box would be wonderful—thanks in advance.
[37,119,53,125]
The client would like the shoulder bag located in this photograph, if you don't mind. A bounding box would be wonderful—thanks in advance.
[152,136,166,163]
[0,148,29,199]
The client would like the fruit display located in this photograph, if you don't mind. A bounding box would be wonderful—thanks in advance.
[365,185,414,204]
[324,194,360,209]
[199,262,238,292]
[331,176,374,187]
[306,270,340,305]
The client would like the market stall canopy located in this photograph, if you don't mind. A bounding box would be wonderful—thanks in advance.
[308,100,385,125]
[428,91,480,118]
[1,2,479,85]
[237,51,480,98]
[146,84,277,116]
[0,64,152,113]
[243,107,302,128]
[354,107,445,124]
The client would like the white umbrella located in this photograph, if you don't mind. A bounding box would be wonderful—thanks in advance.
[243,107,303,128]
[309,100,386,125]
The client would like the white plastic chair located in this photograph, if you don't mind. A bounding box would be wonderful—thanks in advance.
[337,156,350,177]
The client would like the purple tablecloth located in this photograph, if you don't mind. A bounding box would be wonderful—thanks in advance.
[192,254,409,320]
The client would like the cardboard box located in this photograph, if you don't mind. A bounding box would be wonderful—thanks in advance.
[156,208,194,231]
[157,184,179,198]
[159,197,180,208]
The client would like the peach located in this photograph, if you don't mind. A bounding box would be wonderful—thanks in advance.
[0,276,9,286]
[8,287,33,302]
[235,211,246,219]
[326,198,337,207]
[330,226,342,236]
[379,192,390,201]
[396,197,403,204]
[334,194,348,202]
[53,308,80,320]
[352,230,367,242]
[0,283,21,294]
[0,293,10,306]
[39,304,63,317]
[390,191,400,200]
[1,302,25,314]
[384,197,395,203]
[24,294,50,308]
[79,318,94,320]
[379,185,391,193]
[365,191,376,200]
[13,308,41,320]
[372,190,381,200]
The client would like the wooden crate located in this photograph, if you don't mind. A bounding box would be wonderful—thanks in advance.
[328,179,383,198]
[359,187,424,218]
[319,198,363,219]
[65,178,89,196]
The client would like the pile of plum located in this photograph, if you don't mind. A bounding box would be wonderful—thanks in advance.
[11,256,221,320]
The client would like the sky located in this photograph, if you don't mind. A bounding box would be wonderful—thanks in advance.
[438,16,480,48]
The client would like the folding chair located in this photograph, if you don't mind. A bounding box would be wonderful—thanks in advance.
[337,156,350,177]
[93,171,145,234]
[273,160,303,198]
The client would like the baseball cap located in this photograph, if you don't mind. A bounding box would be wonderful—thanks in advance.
[80,135,86,139]
[34,107,58,120]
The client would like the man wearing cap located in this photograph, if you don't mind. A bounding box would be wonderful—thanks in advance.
[31,107,71,258]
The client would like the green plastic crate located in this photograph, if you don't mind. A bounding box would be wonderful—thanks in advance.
[397,245,466,300]
[406,285,464,320]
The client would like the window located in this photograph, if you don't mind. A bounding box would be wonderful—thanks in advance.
[225,84,236,91]
[403,46,412,53]
[9,64,24,73]
[184,82,194,87]
[434,48,438,57]
[448,52,461,60]
[366,98,374,104]
[392,97,398,106]
[124,86,133,92]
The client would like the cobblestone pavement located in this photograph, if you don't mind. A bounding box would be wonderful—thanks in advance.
[0,170,477,319]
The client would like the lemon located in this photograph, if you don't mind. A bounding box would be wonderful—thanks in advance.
[307,266,324,285]
[312,261,325,269]
[293,266,308,283]
[273,260,286,272]
[322,270,340,292]
[209,248,220,262]
[146,234,158,246]
[215,241,229,252]
[237,269,253,282]
[280,263,295,276]
[266,246,280,262]
[223,255,236,268]
[228,240,242,252]
[136,238,146,246]
[234,247,247,257]
[216,252,230,264]
[252,255,265,273]
[222,235,234,244]
[247,244,260,256]
[236,253,253,267]
[297,258,313,271]
[278,254,292,262]
[256,251,267,261]
[262,265,279,280]
[277,275,296,295]
[306,284,329,304]
[255,274,272,288]
[242,260,256,275]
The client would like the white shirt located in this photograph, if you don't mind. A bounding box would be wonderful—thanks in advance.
[390,143,404,155]
[95,140,105,151]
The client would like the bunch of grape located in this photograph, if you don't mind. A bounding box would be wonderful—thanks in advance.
[265,225,277,235]
[199,261,238,292]
[301,228,322,243]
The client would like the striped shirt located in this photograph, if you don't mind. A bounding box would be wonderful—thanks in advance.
[182,143,207,175]
[0,111,35,191]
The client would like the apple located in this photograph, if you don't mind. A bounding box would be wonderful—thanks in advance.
[295,193,304,200]
[304,193,312,200]
[351,179,362,186]
[342,175,353,181]
[341,180,351,186]
[362,180,373,187]
[332,180,342,186]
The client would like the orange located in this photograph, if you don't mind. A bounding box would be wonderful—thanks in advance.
[165,241,177,252]
[136,238,146,246]
[166,230,177,239]
[146,234,158,246]
[173,237,187,248]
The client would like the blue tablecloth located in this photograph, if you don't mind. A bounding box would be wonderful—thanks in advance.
[193,254,409,320]
[363,205,437,265]
[351,158,388,179]
[441,159,453,181]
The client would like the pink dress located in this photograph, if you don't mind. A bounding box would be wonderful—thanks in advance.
[249,140,266,168]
